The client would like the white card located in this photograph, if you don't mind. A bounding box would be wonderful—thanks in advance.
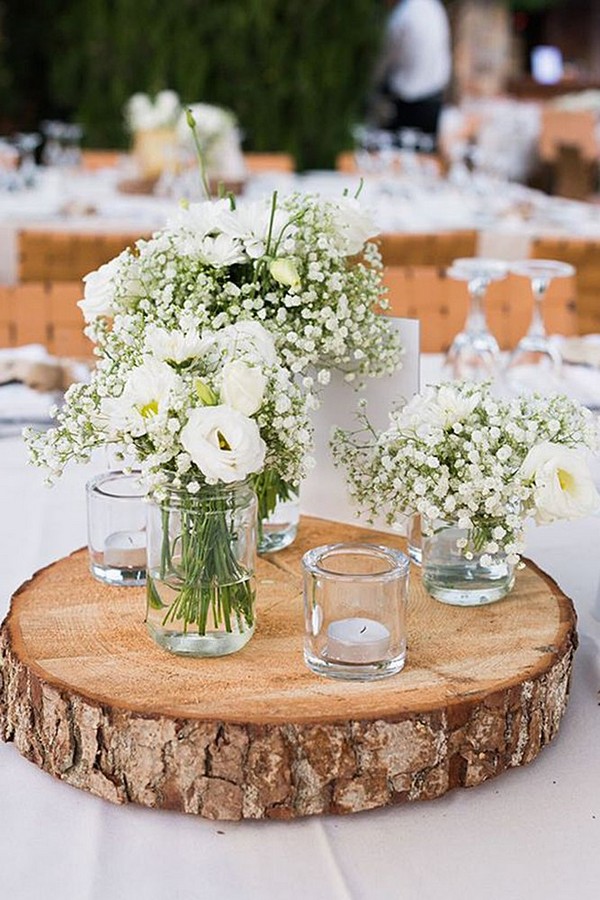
[300,317,420,532]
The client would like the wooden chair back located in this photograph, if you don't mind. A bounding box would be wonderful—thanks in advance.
[377,231,478,267]
[531,236,600,334]
[243,152,295,173]
[382,266,577,353]
[80,149,121,170]
[18,230,146,282]
[0,282,93,359]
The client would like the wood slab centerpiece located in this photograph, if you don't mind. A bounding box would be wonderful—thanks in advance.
[0,517,576,821]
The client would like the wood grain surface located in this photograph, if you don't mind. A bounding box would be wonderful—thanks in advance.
[0,516,577,820]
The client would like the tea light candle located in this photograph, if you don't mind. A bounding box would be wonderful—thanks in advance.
[104,530,146,569]
[326,617,391,664]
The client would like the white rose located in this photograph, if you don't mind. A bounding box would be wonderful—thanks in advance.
[330,197,378,256]
[220,361,267,416]
[180,405,266,483]
[78,257,121,322]
[520,441,600,524]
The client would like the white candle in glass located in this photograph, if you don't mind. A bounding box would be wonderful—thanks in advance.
[104,530,146,569]
[326,617,391,664]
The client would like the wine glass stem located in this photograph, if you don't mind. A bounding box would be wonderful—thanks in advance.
[527,278,548,339]
[466,281,487,334]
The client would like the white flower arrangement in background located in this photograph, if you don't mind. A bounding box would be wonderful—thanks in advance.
[26,320,312,498]
[124,89,182,132]
[332,381,599,565]
[176,103,237,148]
[176,102,246,182]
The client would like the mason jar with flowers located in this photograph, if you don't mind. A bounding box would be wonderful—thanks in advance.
[332,382,599,606]
[124,89,182,181]
[26,320,312,656]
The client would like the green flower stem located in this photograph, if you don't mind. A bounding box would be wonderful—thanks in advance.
[151,491,254,636]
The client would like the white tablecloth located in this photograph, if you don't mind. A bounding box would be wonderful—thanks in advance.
[1,422,600,899]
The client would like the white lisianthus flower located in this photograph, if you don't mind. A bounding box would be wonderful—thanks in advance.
[101,359,182,436]
[220,361,267,416]
[78,257,121,322]
[329,197,378,255]
[270,257,301,289]
[520,442,600,524]
[209,320,278,366]
[145,326,204,364]
[180,405,266,483]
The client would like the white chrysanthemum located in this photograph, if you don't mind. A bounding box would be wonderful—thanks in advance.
[144,326,204,364]
[101,359,182,437]
[329,196,378,255]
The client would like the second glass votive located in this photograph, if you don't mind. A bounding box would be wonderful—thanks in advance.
[86,471,147,587]
[302,542,409,681]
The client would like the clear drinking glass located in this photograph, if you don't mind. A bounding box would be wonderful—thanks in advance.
[504,259,575,392]
[302,542,409,681]
[86,471,147,586]
[445,258,508,381]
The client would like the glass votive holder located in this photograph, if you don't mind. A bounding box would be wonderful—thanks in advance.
[302,542,409,681]
[86,471,147,587]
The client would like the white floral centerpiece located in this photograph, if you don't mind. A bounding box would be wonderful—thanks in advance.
[124,90,182,132]
[176,102,245,183]
[26,319,310,650]
[74,189,402,524]
[333,382,599,601]
[124,90,182,180]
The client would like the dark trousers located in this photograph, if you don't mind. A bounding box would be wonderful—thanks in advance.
[387,91,444,141]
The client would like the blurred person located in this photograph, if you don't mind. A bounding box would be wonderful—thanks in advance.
[369,0,452,146]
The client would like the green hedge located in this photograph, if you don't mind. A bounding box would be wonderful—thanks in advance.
[0,0,564,168]
[1,0,384,170]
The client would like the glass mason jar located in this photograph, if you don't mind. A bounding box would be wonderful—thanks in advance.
[421,521,515,606]
[146,480,257,657]
[258,488,300,554]
[254,470,300,554]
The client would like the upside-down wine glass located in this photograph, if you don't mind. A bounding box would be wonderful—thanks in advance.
[444,257,508,382]
[504,259,575,392]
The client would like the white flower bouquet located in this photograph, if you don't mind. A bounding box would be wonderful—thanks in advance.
[27,319,310,494]
[27,320,310,638]
[76,189,402,521]
[333,382,599,565]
